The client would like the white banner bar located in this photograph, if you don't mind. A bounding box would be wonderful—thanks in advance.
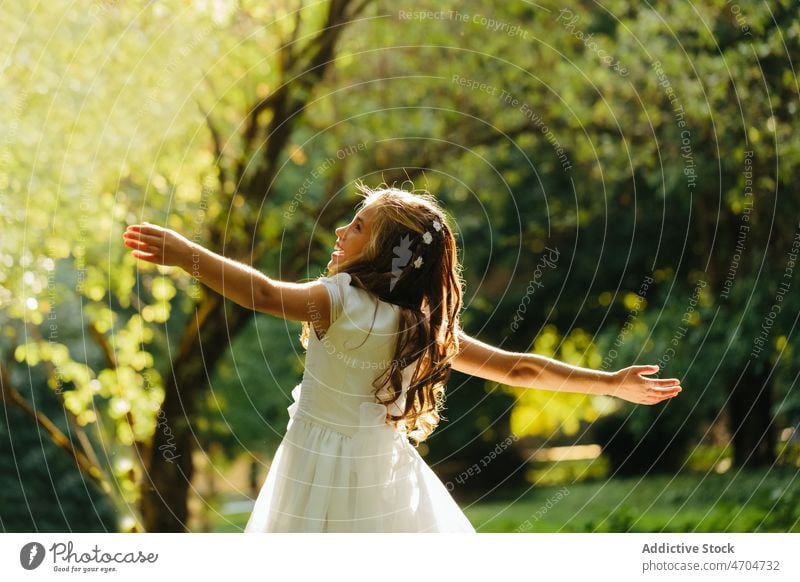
[1,533,798,581]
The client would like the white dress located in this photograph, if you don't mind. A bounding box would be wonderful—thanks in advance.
[244,271,476,533]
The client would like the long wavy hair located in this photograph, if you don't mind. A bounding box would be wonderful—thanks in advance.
[300,181,464,444]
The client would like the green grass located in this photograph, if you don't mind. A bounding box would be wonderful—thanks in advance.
[203,463,800,533]
[463,464,800,533]
[211,511,253,533]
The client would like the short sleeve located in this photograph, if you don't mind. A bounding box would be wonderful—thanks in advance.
[318,271,352,325]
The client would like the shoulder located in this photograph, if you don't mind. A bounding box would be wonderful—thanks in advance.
[318,271,353,306]
[321,272,401,327]
[319,271,352,288]
[316,271,354,325]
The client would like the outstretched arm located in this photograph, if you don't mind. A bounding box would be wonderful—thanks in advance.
[122,222,332,326]
[450,330,682,405]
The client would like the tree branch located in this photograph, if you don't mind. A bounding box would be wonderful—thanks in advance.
[237,0,372,193]
[0,349,110,495]
[87,320,146,466]
[196,96,229,193]
[27,323,106,473]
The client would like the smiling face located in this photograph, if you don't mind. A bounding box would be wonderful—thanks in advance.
[326,204,378,274]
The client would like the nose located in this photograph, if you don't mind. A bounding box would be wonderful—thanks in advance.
[335,224,346,238]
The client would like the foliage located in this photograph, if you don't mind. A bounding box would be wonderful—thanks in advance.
[505,325,612,438]
[197,317,306,459]
[2,0,798,530]
[0,367,116,532]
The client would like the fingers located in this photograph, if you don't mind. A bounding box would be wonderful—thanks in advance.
[125,236,165,249]
[131,250,158,262]
[648,388,681,402]
[127,239,159,256]
[122,230,164,242]
[127,222,161,234]
[123,227,165,262]
[650,377,681,386]
[635,381,683,404]
[649,384,682,393]
[123,229,166,258]
[648,380,682,393]
[123,238,160,255]
[641,391,679,405]
[633,364,660,377]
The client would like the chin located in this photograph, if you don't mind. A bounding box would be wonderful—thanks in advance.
[326,253,352,276]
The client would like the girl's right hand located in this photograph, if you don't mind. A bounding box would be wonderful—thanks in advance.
[122,222,194,268]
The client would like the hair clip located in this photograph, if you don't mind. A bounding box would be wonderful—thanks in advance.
[422,231,433,244]
[413,256,423,269]
[432,220,442,232]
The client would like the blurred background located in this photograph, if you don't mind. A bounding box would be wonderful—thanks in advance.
[1,0,798,533]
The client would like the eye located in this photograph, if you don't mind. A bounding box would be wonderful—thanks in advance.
[355,223,361,232]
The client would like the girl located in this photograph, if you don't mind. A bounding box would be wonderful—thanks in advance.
[122,182,683,533]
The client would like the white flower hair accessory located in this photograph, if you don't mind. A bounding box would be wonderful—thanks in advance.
[432,220,442,232]
[413,256,424,269]
[422,231,433,244]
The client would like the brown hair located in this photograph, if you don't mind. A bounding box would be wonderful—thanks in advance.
[300,180,464,444]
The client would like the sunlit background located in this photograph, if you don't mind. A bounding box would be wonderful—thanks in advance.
[1,0,798,533]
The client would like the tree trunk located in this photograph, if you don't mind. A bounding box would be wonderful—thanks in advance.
[136,0,372,531]
[140,297,250,531]
[729,363,777,468]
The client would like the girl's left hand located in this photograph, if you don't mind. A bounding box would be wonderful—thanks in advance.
[122,222,193,268]
[608,364,683,405]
